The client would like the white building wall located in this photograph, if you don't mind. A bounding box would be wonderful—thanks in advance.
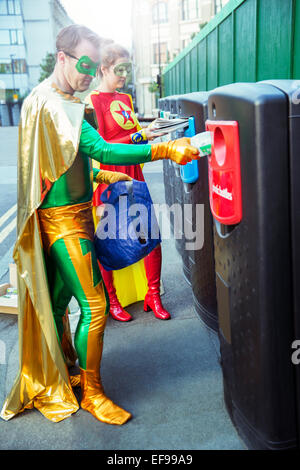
[0,6,26,96]
[0,0,72,101]
[132,0,228,117]
[22,1,53,89]
[22,0,72,91]
[50,0,72,40]
[132,0,153,116]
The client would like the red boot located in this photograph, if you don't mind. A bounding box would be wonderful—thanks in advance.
[100,267,132,322]
[144,245,171,320]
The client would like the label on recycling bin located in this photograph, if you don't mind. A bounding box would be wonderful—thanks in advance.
[190,131,212,157]
[206,120,242,225]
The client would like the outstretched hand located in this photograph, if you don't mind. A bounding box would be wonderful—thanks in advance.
[150,137,199,164]
[168,137,200,164]
[96,170,132,185]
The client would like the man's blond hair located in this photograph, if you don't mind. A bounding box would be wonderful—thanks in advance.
[56,24,102,54]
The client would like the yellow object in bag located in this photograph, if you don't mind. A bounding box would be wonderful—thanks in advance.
[92,205,148,307]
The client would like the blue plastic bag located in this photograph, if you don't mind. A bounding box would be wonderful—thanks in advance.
[94,180,161,271]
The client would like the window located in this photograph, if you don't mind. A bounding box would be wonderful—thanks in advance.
[0,29,23,45]
[0,58,27,74]
[181,0,188,20]
[0,59,10,73]
[190,0,199,19]
[181,38,189,50]
[15,0,20,14]
[12,58,26,73]
[215,0,225,14]
[0,1,6,14]
[10,29,17,44]
[181,0,200,21]
[153,1,168,24]
[17,29,23,44]
[153,42,168,64]
[7,0,14,14]
[0,0,21,15]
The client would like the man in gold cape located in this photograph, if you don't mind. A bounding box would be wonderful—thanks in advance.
[0,25,199,425]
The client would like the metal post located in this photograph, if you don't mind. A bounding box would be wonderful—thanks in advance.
[156,1,162,98]
[213,0,217,15]
[10,54,17,101]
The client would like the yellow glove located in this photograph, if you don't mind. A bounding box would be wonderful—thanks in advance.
[94,170,132,185]
[151,137,199,165]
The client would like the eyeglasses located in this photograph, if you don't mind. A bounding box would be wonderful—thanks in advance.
[113,62,132,78]
[64,51,79,61]
[62,51,100,77]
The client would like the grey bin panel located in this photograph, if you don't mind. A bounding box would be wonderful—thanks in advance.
[177,92,218,332]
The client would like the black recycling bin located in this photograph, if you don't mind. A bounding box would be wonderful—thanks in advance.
[162,96,177,212]
[261,79,300,449]
[167,95,186,261]
[164,95,184,236]
[159,96,175,209]
[158,97,170,206]
[158,97,165,115]
[173,125,191,284]
[207,81,298,450]
[177,92,218,331]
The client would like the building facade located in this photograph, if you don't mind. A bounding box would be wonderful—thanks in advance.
[0,0,72,106]
[131,0,229,117]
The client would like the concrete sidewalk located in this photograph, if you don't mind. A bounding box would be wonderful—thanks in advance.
[0,160,245,450]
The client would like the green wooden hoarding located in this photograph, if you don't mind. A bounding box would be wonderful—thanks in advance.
[163,0,300,95]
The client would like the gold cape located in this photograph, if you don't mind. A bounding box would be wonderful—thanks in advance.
[0,79,85,422]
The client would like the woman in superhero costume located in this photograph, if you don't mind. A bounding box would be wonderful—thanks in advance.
[86,43,170,323]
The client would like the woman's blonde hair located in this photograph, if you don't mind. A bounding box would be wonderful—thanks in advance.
[98,43,130,77]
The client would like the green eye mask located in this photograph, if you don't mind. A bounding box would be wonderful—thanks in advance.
[63,52,99,77]
[113,62,132,77]
[75,55,99,77]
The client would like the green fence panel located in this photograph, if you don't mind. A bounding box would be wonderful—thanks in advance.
[171,67,176,95]
[234,0,257,82]
[257,0,293,80]
[197,38,207,91]
[163,0,300,96]
[293,0,300,78]
[185,54,191,94]
[163,71,169,96]
[207,28,218,90]
[190,46,198,91]
[218,14,234,86]
[175,63,180,94]
[174,59,185,94]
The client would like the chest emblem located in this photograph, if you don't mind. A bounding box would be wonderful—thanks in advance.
[110,100,138,130]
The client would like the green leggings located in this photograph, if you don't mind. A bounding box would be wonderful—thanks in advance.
[45,237,109,370]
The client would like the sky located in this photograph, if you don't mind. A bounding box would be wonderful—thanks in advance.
[60,0,133,49]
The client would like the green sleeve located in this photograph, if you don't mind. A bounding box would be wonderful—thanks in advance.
[92,168,100,182]
[79,119,152,165]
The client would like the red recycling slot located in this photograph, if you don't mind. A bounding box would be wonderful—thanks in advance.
[205,120,242,225]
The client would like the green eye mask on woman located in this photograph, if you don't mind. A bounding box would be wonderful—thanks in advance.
[113,62,132,77]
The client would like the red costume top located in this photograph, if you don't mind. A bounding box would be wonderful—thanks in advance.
[90,91,146,205]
